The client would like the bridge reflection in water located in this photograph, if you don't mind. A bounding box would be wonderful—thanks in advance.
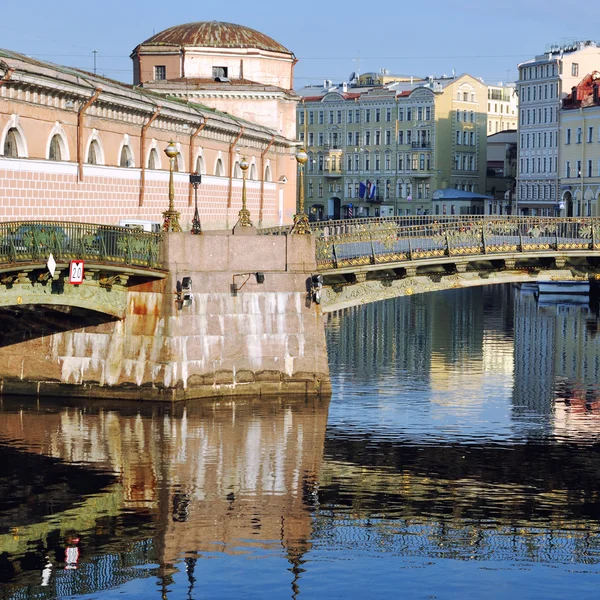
[2,286,600,597]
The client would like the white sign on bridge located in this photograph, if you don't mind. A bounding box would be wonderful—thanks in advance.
[69,260,85,284]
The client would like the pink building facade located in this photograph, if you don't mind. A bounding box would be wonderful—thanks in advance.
[0,25,299,229]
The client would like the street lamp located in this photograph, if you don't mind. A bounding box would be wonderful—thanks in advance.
[235,156,253,227]
[291,147,310,234]
[190,173,202,234]
[162,140,182,232]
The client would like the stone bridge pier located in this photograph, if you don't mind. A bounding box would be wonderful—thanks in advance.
[0,232,331,401]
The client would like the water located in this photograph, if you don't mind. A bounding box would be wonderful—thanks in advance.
[2,285,600,598]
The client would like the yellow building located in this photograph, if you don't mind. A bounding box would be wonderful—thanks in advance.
[559,71,600,216]
[296,74,488,220]
[487,84,518,134]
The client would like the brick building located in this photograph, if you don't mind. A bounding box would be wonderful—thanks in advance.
[0,22,299,228]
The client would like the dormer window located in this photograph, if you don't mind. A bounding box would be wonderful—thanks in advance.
[212,66,228,79]
[154,65,166,80]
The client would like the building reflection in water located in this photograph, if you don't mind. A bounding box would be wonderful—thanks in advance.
[0,396,330,598]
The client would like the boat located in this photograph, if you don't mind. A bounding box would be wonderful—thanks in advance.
[537,281,590,295]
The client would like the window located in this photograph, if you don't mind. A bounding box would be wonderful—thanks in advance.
[347,110,353,124]
[419,153,425,170]
[347,132,353,146]
[457,110,461,122]
[425,107,431,120]
[354,131,360,146]
[309,111,314,125]
[347,154,352,170]
[566,129,571,144]
[347,182,352,198]
[406,108,412,121]
[49,135,63,161]
[318,132,324,146]
[406,130,411,144]
[385,130,391,145]
[398,154,404,170]
[577,128,582,144]
[588,159,593,177]
[215,158,224,176]
[385,153,391,170]
[337,110,342,124]
[572,63,579,77]
[3,128,19,157]
[470,131,475,145]
[375,130,381,145]
[365,131,371,146]
[154,65,166,80]
[308,132,314,146]
[375,108,381,122]
[318,111,324,124]
[328,111,334,124]
[588,126,594,143]
[398,108,404,121]
[386,108,392,122]
[212,66,228,79]
[365,109,371,123]
[355,109,360,123]
[318,183,323,198]
[299,111,304,126]
[375,153,380,170]
[566,161,571,178]
[87,139,101,165]
[417,107,423,121]
[398,131,404,144]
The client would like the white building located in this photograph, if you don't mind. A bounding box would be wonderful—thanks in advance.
[516,40,600,215]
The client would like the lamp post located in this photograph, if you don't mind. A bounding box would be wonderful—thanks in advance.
[291,147,310,234]
[190,172,202,234]
[162,140,182,232]
[235,156,253,227]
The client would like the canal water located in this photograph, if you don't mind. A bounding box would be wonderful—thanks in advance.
[1,285,600,599]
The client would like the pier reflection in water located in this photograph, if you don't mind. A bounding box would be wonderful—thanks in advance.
[2,285,600,598]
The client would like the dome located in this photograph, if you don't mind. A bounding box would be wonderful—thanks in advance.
[140,21,293,55]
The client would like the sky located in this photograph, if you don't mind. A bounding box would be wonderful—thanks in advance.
[3,0,600,89]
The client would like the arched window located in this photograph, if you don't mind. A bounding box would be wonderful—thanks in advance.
[87,139,101,164]
[148,148,159,169]
[195,155,205,175]
[250,164,257,180]
[120,145,133,167]
[215,158,224,176]
[3,128,19,157]
[49,134,63,161]
[175,153,183,172]
[264,164,272,182]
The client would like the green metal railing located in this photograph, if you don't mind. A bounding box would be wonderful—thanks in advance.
[314,217,600,270]
[0,221,164,269]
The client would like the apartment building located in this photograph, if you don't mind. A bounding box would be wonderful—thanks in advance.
[516,40,600,215]
[487,84,518,134]
[559,71,600,216]
[296,72,488,220]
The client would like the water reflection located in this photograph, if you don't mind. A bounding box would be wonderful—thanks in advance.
[0,397,329,598]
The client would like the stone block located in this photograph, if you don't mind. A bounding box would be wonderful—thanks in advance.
[214,370,235,385]
[235,369,255,384]
[255,370,283,383]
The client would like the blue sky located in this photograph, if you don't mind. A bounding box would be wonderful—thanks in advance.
[3,0,600,88]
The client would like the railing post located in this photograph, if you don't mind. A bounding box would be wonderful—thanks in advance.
[518,227,523,252]
[370,233,376,264]
[445,232,451,256]
[481,224,487,255]
[407,236,413,260]
[555,224,560,251]
[332,243,338,269]
[592,223,596,250]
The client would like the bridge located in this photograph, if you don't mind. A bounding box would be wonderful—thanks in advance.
[2,216,600,401]
[261,216,600,311]
[0,221,166,318]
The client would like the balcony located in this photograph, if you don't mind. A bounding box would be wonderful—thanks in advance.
[323,168,343,178]
[323,142,343,152]
[411,141,432,149]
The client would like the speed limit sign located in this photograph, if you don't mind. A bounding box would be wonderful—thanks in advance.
[69,260,85,284]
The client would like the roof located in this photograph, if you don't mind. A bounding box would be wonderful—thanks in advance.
[138,21,293,55]
[432,189,493,201]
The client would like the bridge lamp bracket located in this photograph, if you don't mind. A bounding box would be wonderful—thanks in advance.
[309,273,323,304]
[231,272,265,296]
[175,276,193,308]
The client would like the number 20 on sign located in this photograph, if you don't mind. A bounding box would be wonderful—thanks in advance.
[69,260,85,284]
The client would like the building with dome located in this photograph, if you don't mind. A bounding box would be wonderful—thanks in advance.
[0,22,299,229]
[132,21,299,139]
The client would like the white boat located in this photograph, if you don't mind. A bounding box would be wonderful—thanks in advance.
[537,281,590,295]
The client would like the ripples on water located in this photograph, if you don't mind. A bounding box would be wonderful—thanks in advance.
[2,285,600,599]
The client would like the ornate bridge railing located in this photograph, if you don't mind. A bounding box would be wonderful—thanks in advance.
[0,221,164,270]
[314,217,600,271]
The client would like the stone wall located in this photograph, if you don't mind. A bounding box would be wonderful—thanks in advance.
[0,231,331,401]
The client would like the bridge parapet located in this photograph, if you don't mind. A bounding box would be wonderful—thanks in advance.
[0,221,164,270]
[314,217,600,271]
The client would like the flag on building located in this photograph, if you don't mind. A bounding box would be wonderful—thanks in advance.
[359,181,367,198]
[366,180,372,198]
[369,181,377,199]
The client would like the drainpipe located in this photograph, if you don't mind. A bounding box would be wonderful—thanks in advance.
[138,106,161,206]
[0,68,14,89]
[77,87,102,182]
[227,127,245,208]
[259,135,276,223]
[188,118,208,206]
